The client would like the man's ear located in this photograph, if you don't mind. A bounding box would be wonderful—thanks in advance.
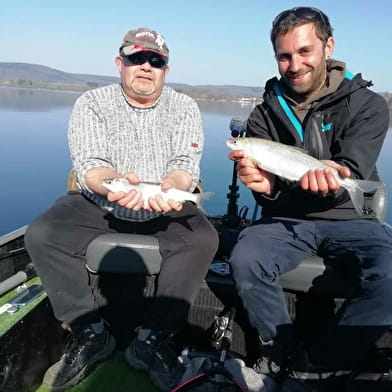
[115,56,123,72]
[325,36,334,59]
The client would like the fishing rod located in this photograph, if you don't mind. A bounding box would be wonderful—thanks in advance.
[223,117,248,227]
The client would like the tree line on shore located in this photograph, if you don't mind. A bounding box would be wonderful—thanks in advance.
[1,79,392,122]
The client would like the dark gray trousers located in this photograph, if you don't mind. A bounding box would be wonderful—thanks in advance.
[25,193,219,330]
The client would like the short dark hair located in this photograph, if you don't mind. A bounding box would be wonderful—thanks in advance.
[270,7,333,52]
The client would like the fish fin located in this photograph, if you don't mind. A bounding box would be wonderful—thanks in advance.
[372,183,388,222]
[347,180,386,220]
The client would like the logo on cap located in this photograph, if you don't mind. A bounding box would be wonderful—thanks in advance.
[120,28,169,58]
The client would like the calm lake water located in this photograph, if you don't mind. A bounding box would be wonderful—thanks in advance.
[1,87,391,236]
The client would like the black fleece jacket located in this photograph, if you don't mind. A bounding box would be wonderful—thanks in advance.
[247,61,389,221]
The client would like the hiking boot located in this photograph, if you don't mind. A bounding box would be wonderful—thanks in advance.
[125,328,184,391]
[251,357,281,392]
[42,323,116,391]
[250,342,284,391]
[239,364,280,392]
[254,339,285,376]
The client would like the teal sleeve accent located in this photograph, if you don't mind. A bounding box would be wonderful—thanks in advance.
[272,82,304,142]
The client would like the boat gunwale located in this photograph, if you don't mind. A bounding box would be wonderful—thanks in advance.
[0,226,27,247]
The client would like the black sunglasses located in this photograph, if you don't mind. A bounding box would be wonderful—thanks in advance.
[124,52,167,69]
[273,7,329,29]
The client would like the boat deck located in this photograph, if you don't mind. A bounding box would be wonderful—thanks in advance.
[1,225,391,392]
[1,276,392,392]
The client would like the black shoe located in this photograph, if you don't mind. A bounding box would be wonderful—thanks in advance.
[281,350,350,392]
[42,324,116,391]
[253,339,285,381]
[125,328,184,391]
[281,371,350,392]
[251,357,282,392]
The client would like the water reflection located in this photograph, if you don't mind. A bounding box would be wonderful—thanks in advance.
[0,87,391,235]
[0,87,258,116]
[0,87,81,112]
[197,100,258,116]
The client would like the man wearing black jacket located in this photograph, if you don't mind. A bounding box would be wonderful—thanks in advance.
[228,7,392,391]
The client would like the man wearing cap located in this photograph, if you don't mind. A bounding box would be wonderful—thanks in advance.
[25,28,218,391]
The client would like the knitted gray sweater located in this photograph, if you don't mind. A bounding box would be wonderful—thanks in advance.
[68,84,203,221]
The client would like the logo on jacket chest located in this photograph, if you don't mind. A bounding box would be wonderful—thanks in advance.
[321,122,333,132]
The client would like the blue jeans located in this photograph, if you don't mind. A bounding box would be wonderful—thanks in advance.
[229,217,392,369]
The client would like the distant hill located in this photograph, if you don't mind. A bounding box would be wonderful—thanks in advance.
[1,63,391,119]
[0,62,118,85]
[0,62,264,101]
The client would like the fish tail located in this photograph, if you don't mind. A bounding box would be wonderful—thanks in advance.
[192,192,214,211]
[347,180,386,220]
[197,191,215,200]
[354,179,384,194]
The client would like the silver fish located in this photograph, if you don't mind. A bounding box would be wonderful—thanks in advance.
[102,178,213,209]
[227,137,386,218]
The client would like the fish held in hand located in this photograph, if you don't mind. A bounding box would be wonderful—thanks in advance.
[102,178,213,209]
[227,137,386,219]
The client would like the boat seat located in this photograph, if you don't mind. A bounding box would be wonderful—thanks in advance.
[85,232,356,298]
[86,233,162,275]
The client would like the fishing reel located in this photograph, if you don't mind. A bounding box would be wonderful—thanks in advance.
[229,117,247,138]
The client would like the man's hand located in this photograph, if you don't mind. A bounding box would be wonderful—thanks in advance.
[228,150,275,195]
[145,194,182,213]
[106,173,144,211]
[107,170,190,213]
[144,170,192,212]
[300,160,351,196]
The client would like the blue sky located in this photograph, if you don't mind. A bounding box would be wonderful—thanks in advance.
[1,0,391,91]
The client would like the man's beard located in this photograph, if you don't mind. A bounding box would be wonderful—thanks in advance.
[130,77,157,96]
[282,63,327,102]
[131,84,156,96]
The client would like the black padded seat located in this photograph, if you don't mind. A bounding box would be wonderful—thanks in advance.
[85,233,355,298]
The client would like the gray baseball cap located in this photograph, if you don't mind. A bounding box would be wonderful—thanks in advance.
[119,28,169,58]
